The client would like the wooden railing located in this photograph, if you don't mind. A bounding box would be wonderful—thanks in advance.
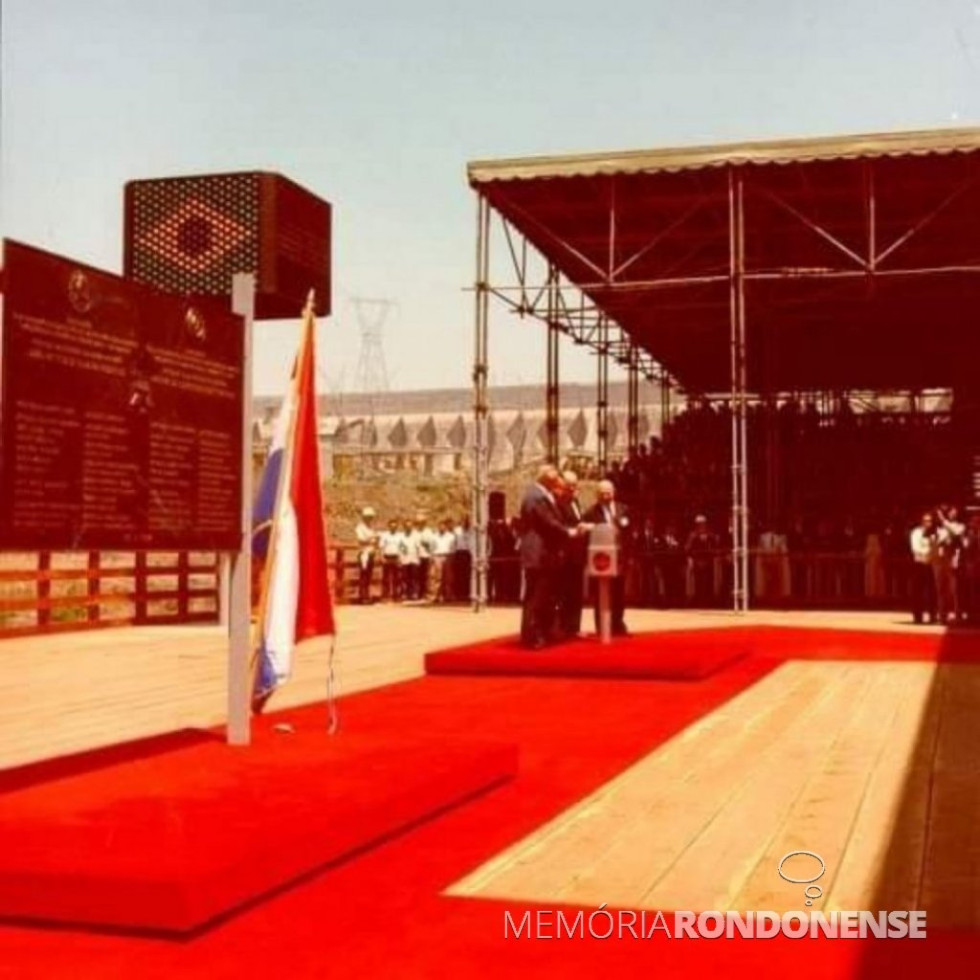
[333,546,359,603]
[2,545,371,637]
[330,545,472,604]
[0,551,221,638]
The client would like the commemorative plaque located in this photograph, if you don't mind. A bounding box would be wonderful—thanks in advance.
[0,239,244,550]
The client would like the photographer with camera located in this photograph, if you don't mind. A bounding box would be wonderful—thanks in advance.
[938,504,966,623]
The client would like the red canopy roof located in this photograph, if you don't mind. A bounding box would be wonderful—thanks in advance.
[469,128,980,393]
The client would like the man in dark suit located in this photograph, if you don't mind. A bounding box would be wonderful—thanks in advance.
[556,469,588,639]
[519,465,588,649]
[584,479,630,636]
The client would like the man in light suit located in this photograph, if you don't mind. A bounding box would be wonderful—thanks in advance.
[519,465,588,649]
[583,479,631,636]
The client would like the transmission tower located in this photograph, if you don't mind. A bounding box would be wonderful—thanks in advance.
[351,297,393,416]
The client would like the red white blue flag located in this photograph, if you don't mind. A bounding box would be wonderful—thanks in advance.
[252,297,334,708]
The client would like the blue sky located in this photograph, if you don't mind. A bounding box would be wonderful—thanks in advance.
[3,0,980,394]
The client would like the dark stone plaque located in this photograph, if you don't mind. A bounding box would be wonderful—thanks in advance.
[0,240,244,550]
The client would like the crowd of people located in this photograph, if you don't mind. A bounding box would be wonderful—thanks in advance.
[507,481,980,629]
[352,509,474,605]
[488,507,735,609]
[583,399,979,613]
[350,399,980,625]
[908,505,980,625]
[610,399,967,536]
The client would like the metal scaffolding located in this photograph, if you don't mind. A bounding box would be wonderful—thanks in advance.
[627,347,640,457]
[470,132,980,613]
[728,170,749,613]
[545,263,560,464]
[468,207,666,608]
[596,314,611,472]
[471,195,490,611]
[659,370,672,432]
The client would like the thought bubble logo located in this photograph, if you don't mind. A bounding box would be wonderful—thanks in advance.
[777,850,826,906]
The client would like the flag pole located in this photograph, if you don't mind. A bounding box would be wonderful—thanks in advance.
[249,295,315,712]
[227,273,256,745]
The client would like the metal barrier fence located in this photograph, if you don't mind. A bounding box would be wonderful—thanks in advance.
[330,545,918,610]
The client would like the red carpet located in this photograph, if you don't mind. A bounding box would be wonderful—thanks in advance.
[427,625,980,682]
[425,631,747,679]
[747,624,980,662]
[0,727,517,933]
[1,626,978,977]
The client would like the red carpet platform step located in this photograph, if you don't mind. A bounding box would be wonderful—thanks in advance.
[745,624,980,662]
[0,726,517,934]
[424,623,980,681]
[425,631,749,680]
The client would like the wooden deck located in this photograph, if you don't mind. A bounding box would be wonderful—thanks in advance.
[440,611,980,928]
[449,659,980,922]
[0,603,513,770]
[2,605,974,927]
[0,605,938,770]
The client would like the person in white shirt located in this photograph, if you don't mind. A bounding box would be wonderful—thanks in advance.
[400,519,424,601]
[430,519,457,603]
[354,507,378,604]
[378,518,406,601]
[909,511,939,625]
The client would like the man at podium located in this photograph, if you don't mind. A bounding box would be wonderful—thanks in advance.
[584,480,630,637]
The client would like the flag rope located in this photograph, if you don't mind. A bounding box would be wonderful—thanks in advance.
[326,635,339,734]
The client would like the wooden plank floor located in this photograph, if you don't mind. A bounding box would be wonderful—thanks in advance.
[0,604,515,769]
[0,607,942,771]
[449,657,980,928]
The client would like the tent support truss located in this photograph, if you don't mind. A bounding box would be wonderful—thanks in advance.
[546,263,560,464]
[597,313,610,472]
[728,170,749,613]
[471,142,980,614]
[627,348,640,456]
[472,195,490,611]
